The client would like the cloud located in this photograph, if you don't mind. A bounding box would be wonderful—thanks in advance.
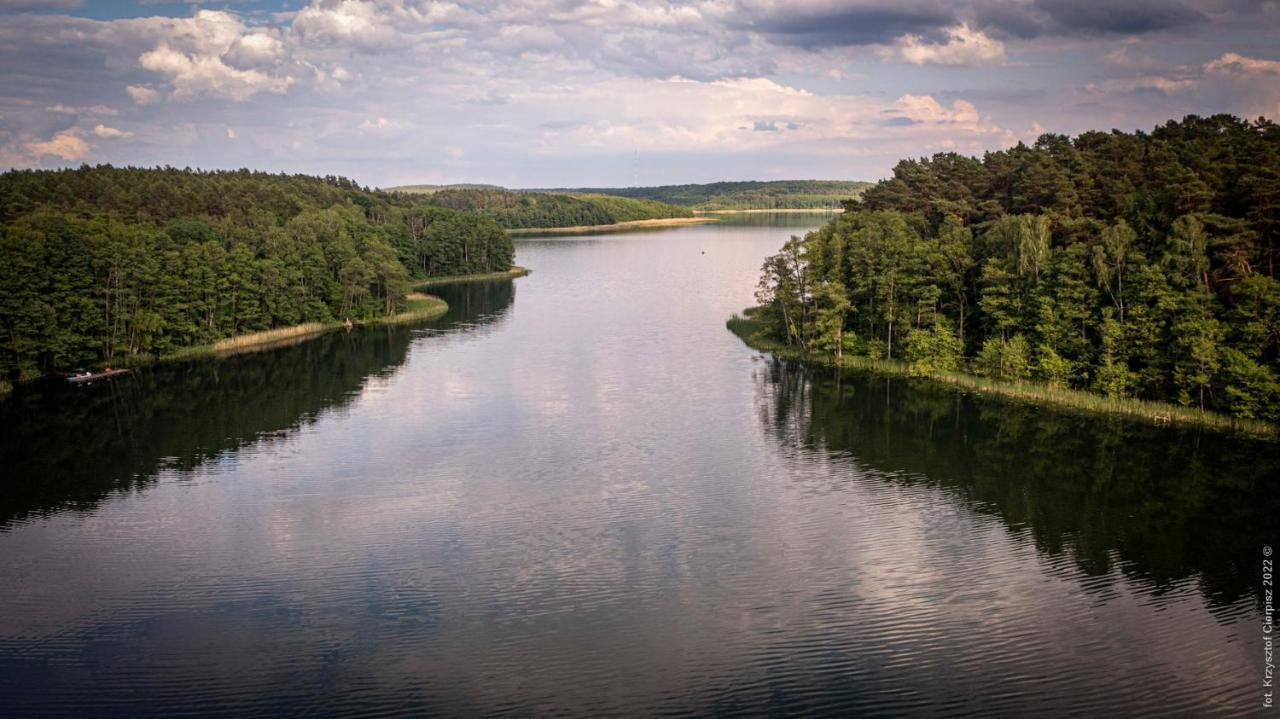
[1100,44,1167,72]
[0,0,1274,183]
[126,84,160,105]
[92,124,131,138]
[46,103,117,116]
[139,43,293,101]
[890,24,1007,65]
[291,0,474,52]
[1032,0,1209,35]
[726,1,955,48]
[524,76,1014,162]
[0,0,81,10]
[1201,52,1280,118]
[223,30,285,69]
[24,128,89,160]
[359,116,403,132]
[134,11,294,101]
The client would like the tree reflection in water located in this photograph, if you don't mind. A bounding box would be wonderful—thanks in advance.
[754,357,1278,611]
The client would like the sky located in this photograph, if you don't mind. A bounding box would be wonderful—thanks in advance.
[0,0,1277,188]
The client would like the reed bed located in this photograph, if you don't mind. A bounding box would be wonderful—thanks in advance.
[211,323,331,352]
[379,294,448,324]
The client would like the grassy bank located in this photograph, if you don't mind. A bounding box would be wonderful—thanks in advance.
[507,218,717,235]
[161,294,450,363]
[414,265,529,288]
[727,311,1279,440]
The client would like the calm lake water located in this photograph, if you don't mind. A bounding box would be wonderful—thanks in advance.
[1,215,1274,716]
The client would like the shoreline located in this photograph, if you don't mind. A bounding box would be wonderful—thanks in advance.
[1,265,533,397]
[693,208,845,214]
[508,217,716,235]
[727,311,1279,441]
[414,265,529,288]
[145,293,451,364]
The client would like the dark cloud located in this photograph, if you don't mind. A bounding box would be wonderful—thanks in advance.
[733,3,954,48]
[972,1,1050,38]
[884,116,920,126]
[0,0,81,11]
[975,0,1216,38]
[736,0,1219,49]
[753,120,778,131]
[1034,0,1209,34]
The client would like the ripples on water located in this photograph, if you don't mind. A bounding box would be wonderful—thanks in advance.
[0,217,1272,716]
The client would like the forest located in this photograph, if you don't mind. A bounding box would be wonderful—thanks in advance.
[547,180,872,210]
[403,187,691,229]
[0,166,514,382]
[750,115,1280,421]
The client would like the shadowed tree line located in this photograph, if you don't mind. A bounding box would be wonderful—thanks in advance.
[753,115,1280,420]
[0,166,514,380]
[757,358,1279,609]
[0,278,515,528]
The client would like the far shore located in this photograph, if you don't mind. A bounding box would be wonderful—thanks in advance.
[693,208,845,214]
[508,217,717,235]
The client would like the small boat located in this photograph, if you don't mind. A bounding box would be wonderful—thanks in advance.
[65,368,130,384]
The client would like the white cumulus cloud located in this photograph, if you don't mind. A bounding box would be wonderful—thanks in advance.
[25,128,90,160]
[92,124,131,138]
[890,25,1006,67]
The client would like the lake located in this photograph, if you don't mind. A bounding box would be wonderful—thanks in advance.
[0,215,1273,716]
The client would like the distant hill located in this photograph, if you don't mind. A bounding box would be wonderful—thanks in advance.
[540,180,873,210]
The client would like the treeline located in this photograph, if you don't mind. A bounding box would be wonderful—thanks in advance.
[753,115,1280,420]
[416,188,690,229]
[0,166,514,380]
[547,180,872,210]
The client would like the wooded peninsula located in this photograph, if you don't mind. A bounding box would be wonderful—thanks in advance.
[739,114,1280,428]
[0,166,515,387]
[389,186,694,230]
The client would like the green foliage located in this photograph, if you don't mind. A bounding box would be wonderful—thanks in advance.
[812,280,852,360]
[751,114,1280,420]
[417,187,689,228]
[1219,347,1280,420]
[1035,344,1074,388]
[0,166,514,378]
[976,335,1032,380]
[905,321,963,376]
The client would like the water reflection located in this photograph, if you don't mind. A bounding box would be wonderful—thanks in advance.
[0,278,515,529]
[754,357,1279,611]
[702,211,843,228]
